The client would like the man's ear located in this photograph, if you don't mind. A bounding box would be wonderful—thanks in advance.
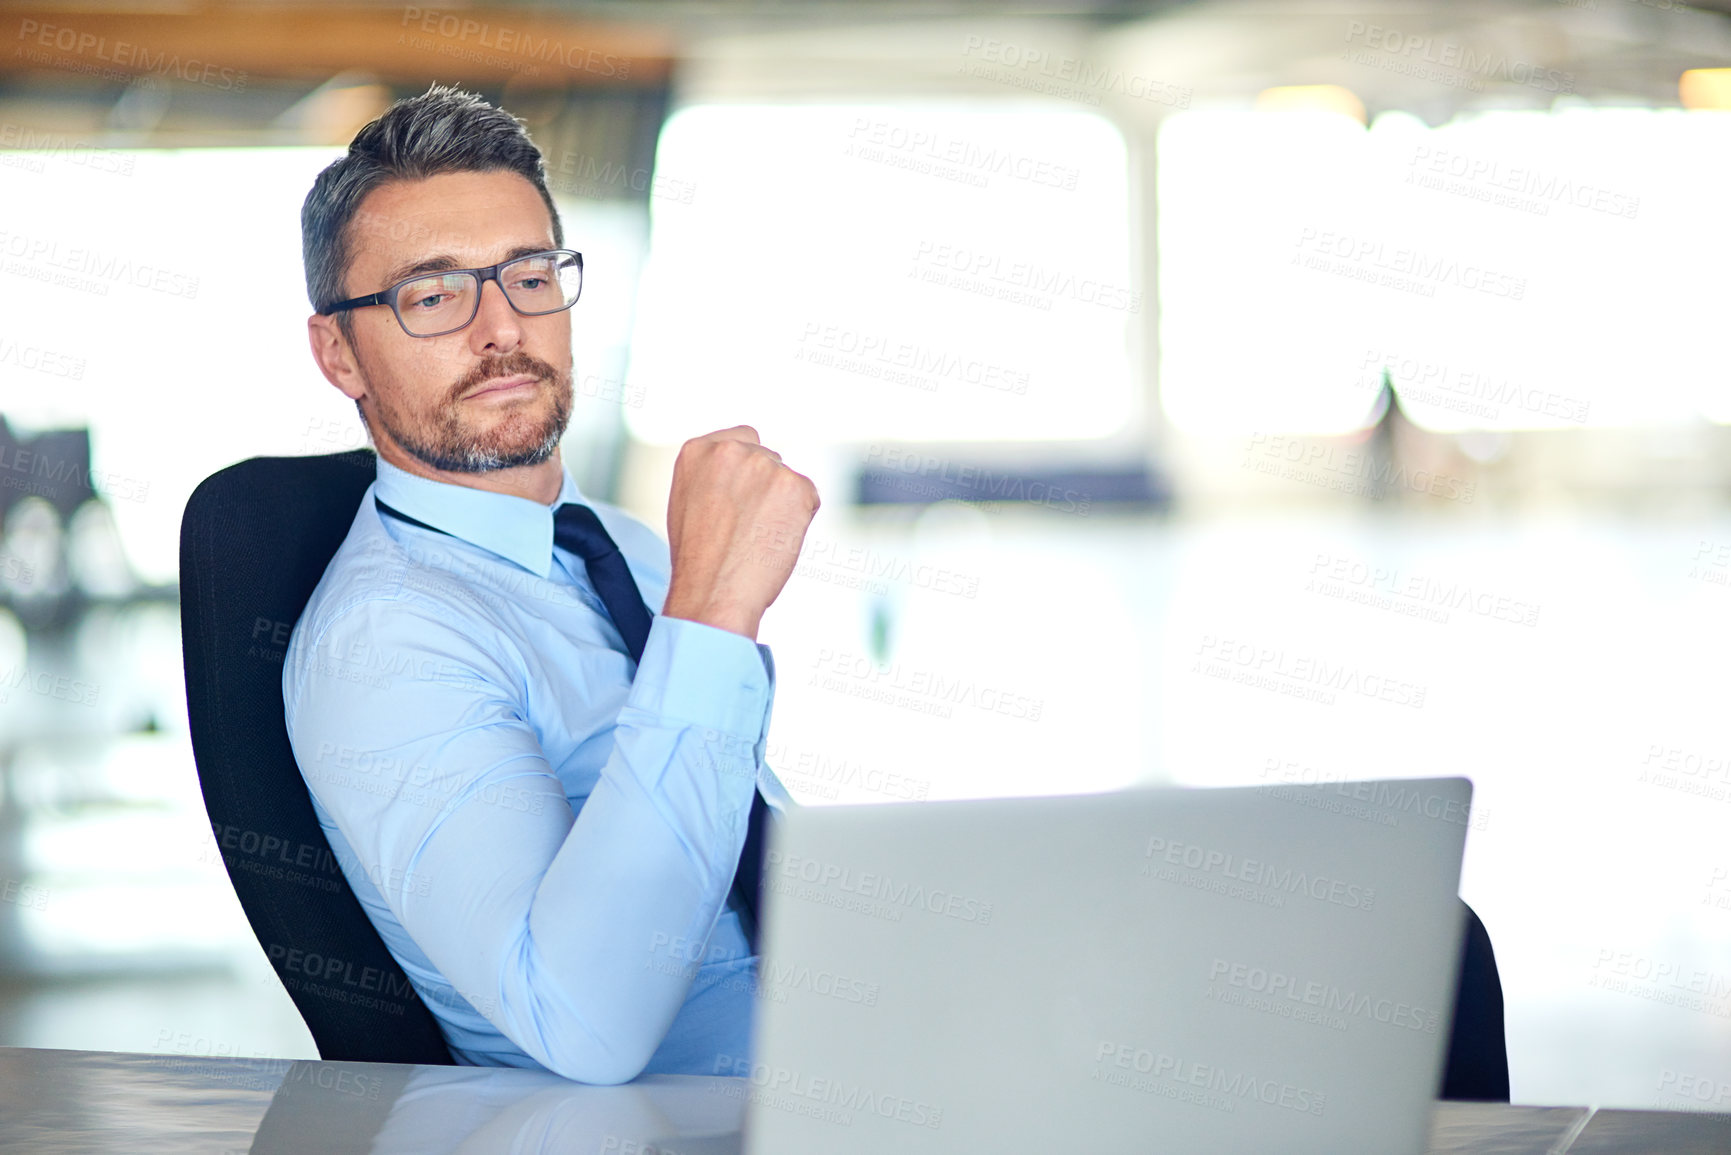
[308,313,367,403]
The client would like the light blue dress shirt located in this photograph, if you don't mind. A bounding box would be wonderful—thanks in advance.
[282,455,792,1085]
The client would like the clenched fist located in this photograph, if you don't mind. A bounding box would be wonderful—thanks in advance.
[662,426,820,640]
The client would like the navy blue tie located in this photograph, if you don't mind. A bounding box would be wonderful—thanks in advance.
[550,503,770,950]
[377,495,771,950]
[551,503,654,665]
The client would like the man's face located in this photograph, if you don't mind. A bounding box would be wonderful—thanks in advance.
[340,170,573,473]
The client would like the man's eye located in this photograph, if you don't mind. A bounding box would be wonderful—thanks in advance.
[512,276,548,291]
[408,293,451,310]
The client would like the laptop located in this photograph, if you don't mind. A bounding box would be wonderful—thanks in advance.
[742,777,1472,1154]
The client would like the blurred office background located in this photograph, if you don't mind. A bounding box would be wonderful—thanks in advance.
[1,0,1728,1114]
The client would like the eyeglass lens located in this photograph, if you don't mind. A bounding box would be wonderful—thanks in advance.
[392,252,581,336]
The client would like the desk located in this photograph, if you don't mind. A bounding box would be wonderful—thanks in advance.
[0,1047,1727,1153]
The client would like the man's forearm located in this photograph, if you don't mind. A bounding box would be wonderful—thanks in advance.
[397,614,771,1084]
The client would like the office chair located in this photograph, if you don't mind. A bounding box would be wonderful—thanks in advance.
[180,449,455,1065]
[179,449,1510,1093]
[1443,900,1510,1101]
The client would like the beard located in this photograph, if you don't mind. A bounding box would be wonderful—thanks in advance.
[364,348,574,474]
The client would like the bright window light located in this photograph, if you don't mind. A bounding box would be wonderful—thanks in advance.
[1157,107,1731,434]
[624,104,1136,446]
[0,147,645,583]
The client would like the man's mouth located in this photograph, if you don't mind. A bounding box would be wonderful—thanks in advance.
[464,374,539,400]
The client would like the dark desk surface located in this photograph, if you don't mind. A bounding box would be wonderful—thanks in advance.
[1,1047,1727,1154]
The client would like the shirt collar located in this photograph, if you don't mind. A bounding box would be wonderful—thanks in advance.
[372,455,587,580]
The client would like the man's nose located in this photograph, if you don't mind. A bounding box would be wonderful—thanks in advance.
[467,278,524,354]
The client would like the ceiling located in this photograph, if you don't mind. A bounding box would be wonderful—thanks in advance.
[1,0,1725,146]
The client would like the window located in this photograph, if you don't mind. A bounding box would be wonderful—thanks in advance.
[625,103,1136,445]
[1157,106,1731,434]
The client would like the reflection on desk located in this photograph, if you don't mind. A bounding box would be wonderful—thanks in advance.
[1,1047,1728,1154]
[251,1060,744,1155]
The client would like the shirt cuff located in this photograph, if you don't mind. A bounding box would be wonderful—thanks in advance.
[758,760,798,815]
[625,613,774,739]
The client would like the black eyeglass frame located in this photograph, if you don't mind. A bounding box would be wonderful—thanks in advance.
[322,248,584,338]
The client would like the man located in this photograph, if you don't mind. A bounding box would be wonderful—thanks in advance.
[284,84,819,1085]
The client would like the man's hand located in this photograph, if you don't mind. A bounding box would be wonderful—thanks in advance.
[662,426,820,640]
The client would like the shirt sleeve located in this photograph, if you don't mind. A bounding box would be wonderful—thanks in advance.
[284,594,770,1085]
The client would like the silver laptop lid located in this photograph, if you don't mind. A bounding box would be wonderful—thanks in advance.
[743,777,1472,1155]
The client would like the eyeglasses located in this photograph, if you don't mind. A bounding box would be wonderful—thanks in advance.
[324,249,584,338]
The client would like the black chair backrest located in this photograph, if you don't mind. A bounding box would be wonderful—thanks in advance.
[1442,901,1510,1101]
[180,450,453,1065]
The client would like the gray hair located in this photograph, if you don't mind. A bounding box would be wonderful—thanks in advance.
[301,83,564,327]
